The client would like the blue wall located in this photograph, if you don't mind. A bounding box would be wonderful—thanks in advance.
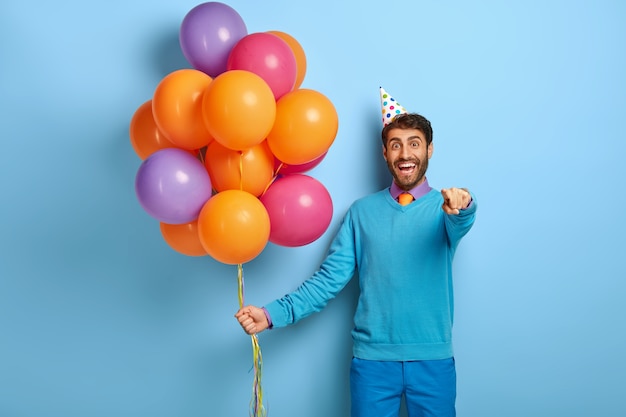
[1,1,625,416]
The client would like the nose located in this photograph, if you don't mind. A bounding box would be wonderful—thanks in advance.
[399,144,411,159]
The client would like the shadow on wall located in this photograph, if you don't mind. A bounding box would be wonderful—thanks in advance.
[150,27,192,78]
[368,115,390,193]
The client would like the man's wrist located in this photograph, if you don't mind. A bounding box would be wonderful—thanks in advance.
[262,307,273,329]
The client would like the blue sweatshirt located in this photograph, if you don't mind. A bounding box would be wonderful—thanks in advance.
[264,180,477,361]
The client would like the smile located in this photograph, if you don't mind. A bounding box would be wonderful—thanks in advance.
[396,161,416,172]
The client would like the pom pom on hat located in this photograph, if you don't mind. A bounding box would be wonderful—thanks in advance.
[380,87,407,127]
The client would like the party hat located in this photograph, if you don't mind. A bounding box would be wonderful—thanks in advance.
[380,87,407,126]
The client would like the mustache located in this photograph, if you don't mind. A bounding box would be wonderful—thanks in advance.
[393,158,419,166]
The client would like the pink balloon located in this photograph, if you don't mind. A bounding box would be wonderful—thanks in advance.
[260,174,333,247]
[227,32,297,100]
[275,152,327,175]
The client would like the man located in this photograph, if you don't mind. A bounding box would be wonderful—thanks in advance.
[236,101,477,417]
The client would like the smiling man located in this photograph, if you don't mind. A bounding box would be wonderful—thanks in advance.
[236,90,477,417]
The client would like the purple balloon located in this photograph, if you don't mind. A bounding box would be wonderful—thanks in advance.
[135,148,213,224]
[179,2,248,77]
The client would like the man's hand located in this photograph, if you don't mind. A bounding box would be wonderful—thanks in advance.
[235,306,269,335]
[441,188,472,215]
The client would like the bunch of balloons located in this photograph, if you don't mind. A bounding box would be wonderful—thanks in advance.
[130,2,338,265]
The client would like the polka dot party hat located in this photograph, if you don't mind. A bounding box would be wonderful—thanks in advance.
[380,86,407,126]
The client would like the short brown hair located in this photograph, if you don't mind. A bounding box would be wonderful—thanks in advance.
[381,113,433,146]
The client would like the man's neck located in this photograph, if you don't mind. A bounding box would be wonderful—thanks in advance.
[390,178,432,201]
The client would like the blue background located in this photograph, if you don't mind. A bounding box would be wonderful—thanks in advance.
[1,1,625,416]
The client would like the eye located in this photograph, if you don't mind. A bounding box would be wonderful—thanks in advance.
[410,141,419,148]
[391,142,401,150]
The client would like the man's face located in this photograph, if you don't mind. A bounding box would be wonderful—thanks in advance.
[383,128,433,191]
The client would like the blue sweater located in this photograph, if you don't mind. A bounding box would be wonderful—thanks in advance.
[264,186,477,361]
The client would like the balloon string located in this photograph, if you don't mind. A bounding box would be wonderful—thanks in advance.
[237,263,267,417]
[239,152,244,191]
[237,263,245,308]
[197,146,206,164]
[260,162,283,197]
[250,334,266,417]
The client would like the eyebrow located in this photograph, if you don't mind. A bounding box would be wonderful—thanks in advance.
[388,135,423,142]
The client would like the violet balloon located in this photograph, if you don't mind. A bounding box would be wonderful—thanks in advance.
[227,32,297,100]
[179,2,248,77]
[260,174,333,247]
[135,148,213,224]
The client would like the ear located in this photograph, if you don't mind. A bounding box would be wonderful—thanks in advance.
[427,142,434,159]
[382,144,388,161]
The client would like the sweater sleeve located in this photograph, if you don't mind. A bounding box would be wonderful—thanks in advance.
[443,191,477,250]
[264,211,357,328]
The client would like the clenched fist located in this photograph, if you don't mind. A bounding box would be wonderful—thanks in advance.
[235,306,270,335]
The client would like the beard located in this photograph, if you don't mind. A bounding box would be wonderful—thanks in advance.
[387,156,429,191]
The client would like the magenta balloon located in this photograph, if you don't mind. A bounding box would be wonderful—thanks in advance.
[275,152,327,175]
[227,32,297,100]
[135,148,213,224]
[260,174,333,247]
[179,2,248,77]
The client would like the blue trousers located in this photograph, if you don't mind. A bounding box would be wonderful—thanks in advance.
[350,357,456,417]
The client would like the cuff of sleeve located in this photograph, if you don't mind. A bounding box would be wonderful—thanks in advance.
[261,307,273,329]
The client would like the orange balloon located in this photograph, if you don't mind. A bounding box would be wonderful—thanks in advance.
[160,221,207,257]
[202,70,276,151]
[205,140,275,197]
[267,89,338,165]
[197,190,270,265]
[267,31,307,89]
[129,100,177,159]
[152,69,214,150]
